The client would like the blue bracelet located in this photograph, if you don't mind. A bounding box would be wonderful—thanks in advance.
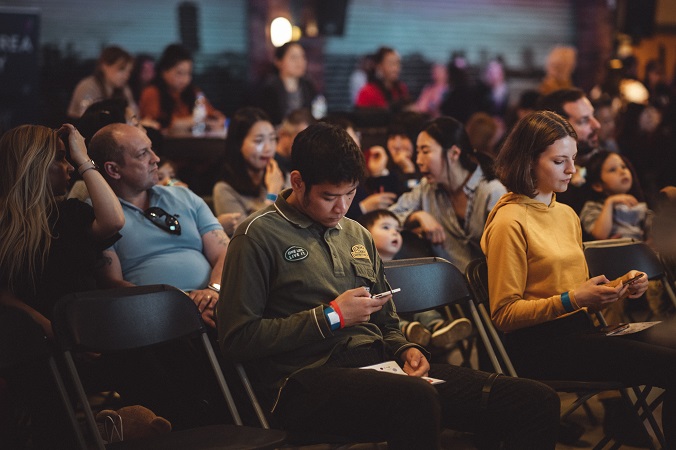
[561,291,574,312]
[324,306,341,331]
[266,192,278,202]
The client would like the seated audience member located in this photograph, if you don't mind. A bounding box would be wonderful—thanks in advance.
[390,116,506,271]
[0,124,124,449]
[643,59,671,110]
[439,54,476,123]
[317,116,397,220]
[385,118,422,192]
[139,44,225,132]
[414,62,448,118]
[363,145,404,199]
[129,53,155,103]
[617,102,671,206]
[212,107,284,236]
[217,121,560,449]
[257,42,317,125]
[579,151,650,242]
[504,89,540,130]
[88,123,228,328]
[477,58,510,120]
[355,46,411,113]
[357,210,472,350]
[593,95,619,153]
[275,108,315,179]
[67,45,136,119]
[68,98,178,201]
[466,112,501,157]
[537,88,601,213]
[482,110,676,448]
[579,150,652,324]
[539,46,576,95]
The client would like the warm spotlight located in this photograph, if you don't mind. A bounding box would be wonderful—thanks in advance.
[270,17,292,47]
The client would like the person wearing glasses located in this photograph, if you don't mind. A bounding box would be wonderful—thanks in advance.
[218,122,559,449]
[88,123,229,328]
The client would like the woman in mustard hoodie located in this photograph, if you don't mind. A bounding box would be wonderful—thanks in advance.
[481,110,676,446]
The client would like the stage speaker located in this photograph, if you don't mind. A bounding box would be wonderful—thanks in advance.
[179,2,200,51]
[617,0,656,39]
[316,0,348,36]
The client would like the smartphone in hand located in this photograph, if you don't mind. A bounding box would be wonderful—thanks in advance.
[622,273,644,285]
[372,288,401,299]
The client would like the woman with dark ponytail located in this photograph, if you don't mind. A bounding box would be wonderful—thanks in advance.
[389,116,505,271]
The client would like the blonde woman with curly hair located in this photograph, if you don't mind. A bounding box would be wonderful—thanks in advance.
[0,124,124,337]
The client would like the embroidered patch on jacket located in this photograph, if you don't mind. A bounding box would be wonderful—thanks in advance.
[284,246,308,262]
[351,244,370,260]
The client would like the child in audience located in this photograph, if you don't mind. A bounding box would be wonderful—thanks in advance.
[580,150,652,323]
[579,150,651,241]
[358,210,472,350]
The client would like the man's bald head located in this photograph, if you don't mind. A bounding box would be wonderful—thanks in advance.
[88,123,135,169]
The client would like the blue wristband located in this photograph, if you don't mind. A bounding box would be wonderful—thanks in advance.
[561,291,574,312]
[324,306,341,331]
[266,192,278,202]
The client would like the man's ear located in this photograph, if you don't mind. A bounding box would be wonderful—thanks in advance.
[104,161,121,180]
[289,170,304,191]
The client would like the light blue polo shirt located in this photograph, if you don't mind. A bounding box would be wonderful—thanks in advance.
[113,185,223,291]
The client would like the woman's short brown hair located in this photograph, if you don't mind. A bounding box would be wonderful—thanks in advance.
[495,110,576,197]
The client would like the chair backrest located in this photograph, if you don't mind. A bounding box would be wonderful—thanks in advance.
[52,285,247,449]
[583,239,664,281]
[383,257,471,314]
[53,284,203,352]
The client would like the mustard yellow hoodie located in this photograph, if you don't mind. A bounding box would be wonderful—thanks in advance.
[480,193,587,332]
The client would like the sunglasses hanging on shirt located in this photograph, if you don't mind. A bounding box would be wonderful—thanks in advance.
[143,207,181,235]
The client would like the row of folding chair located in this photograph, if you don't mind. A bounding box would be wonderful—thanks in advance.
[383,256,668,450]
[1,285,286,450]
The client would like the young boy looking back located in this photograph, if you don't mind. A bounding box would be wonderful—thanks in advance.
[357,209,472,350]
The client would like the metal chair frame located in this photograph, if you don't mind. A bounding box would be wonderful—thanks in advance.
[465,258,666,450]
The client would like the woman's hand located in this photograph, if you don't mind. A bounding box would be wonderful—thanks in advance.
[218,212,242,236]
[265,159,285,195]
[57,124,89,167]
[572,275,623,312]
[359,192,397,213]
[623,270,649,299]
[409,211,445,244]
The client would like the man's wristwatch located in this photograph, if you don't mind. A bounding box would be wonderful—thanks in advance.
[207,283,221,293]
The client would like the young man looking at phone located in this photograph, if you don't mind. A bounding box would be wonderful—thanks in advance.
[217,122,559,449]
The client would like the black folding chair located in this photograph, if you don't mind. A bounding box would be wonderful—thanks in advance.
[0,306,87,449]
[383,257,471,314]
[465,257,666,450]
[383,256,476,366]
[52,284,286,450]
[584,238,676,312]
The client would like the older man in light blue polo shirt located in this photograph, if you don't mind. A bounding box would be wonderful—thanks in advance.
[89,123,228,327]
